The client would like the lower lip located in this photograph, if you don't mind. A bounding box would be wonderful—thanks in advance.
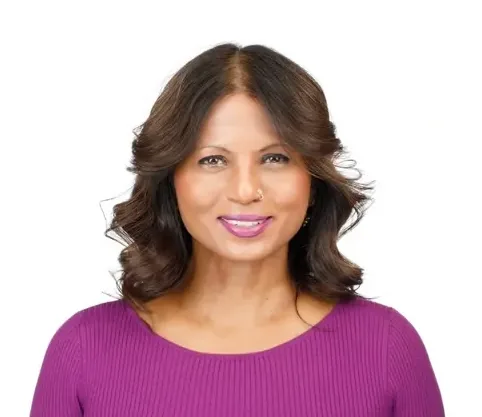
[218,217,273,238]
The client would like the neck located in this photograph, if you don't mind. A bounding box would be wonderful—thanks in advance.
[174,244,297,327]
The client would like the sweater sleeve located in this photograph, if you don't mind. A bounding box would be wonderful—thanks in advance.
[387,307,445,416]
[30,311,84,417]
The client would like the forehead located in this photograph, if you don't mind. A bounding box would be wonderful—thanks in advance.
[197,94,280,148]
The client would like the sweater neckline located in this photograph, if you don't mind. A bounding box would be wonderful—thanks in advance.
[122,297,349,361]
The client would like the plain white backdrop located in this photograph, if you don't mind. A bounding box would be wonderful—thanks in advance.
[1,1,480,415]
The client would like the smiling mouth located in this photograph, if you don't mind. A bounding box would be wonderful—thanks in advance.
[217,216,273,238]
[221,219,267,227]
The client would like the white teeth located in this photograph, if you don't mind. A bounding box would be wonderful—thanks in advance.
[223,219,263,227]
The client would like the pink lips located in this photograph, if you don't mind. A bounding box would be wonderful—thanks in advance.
[218,215,273,238]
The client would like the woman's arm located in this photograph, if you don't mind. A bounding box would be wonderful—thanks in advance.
[30,311,84,417]
[388,307,445,416]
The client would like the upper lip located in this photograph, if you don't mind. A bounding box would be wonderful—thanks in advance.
[219,214,271,221]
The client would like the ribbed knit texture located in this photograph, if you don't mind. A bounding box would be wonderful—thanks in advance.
[30,296,444,416]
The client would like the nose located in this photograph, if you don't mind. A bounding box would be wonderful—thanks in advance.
[226,163,262,205]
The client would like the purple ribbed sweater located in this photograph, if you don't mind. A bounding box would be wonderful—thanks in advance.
[30,296,444,416]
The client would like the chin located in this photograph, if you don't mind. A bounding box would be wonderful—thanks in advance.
[216,242,279,262]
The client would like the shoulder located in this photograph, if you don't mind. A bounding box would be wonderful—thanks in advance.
[47,299,130,347]
[31,300,132,413]
[343,296,429,348]
[342,296,439,390]
[336,295,426,346]
[341,295,418,327]
[42,299,137,378]
[337,295,392,329]
[76,298,129,327]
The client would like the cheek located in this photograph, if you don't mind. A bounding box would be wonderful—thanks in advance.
[174,169,223,215]
[270,171,311,209]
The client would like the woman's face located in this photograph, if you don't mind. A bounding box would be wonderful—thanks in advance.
[174,93,311,262]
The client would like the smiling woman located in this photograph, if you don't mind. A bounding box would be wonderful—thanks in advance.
[30,43,444,417]
[109,44,373,304]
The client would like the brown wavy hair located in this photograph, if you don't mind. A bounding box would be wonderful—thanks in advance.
[103,43,375,307]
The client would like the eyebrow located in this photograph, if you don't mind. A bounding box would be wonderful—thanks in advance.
[197,143,283,153]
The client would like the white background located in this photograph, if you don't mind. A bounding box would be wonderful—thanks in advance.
[1,1,480,415]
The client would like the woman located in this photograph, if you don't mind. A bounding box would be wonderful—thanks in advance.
[30,43,444,416]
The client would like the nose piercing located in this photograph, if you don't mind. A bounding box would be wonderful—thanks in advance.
[256,188,264,201]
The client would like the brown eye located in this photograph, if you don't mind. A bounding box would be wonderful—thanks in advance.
[262,153,290,164]
[198,155,227,167]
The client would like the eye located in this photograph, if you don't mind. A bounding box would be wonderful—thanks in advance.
[262,153,290,164]
[198,155,227,167]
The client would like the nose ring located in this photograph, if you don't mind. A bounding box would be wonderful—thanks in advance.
[256,188,264,201]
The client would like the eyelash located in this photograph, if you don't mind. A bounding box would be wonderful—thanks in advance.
[198,153,290,167]
[262,153,290,164]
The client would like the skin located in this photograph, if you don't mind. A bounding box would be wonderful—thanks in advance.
[140,93,336,354]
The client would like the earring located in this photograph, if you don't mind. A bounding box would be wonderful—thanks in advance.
[302,216,310,227]
[256,189,264,201]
